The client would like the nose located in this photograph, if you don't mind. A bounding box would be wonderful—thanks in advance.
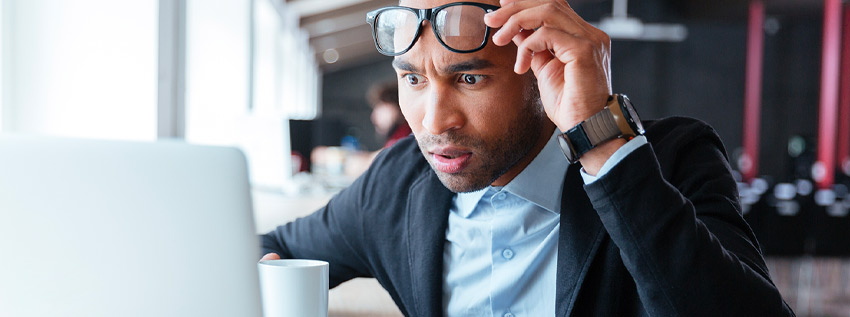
[421,86,464,135]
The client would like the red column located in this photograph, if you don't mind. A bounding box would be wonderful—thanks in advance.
[815,0,843,189]
[837,4,850,177]
[742,0,765,182]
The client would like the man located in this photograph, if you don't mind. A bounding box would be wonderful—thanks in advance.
[262,0,794,315]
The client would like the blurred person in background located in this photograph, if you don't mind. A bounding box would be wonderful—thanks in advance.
[312,82,411,178]
[368,81,413,148]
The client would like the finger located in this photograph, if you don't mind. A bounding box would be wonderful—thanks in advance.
[490,3,591,47]
[260,253,281,261]
[511,29,555,74]
[515,48,557,75]
[504,0,588,27]
[485,0,548,28]
[488,0,589,30]
[530,48,556,74]
[510,28,534,47]
[515,27,587,74]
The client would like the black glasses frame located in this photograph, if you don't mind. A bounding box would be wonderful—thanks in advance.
[366,2,500,56]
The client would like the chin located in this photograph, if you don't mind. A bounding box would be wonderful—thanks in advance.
[432,169,494,193]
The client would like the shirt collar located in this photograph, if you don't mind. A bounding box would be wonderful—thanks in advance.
[503,130,567,214]
[455,130,567,216]
[454,187,489,218]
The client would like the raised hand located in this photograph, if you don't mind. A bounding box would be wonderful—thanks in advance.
[485,0,624,173]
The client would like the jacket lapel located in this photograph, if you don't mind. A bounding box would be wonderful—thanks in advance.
[406,170,453,316]
[555,164,606,316]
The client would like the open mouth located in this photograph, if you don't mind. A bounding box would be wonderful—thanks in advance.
[436,153,463,159]
[430,149,472,174]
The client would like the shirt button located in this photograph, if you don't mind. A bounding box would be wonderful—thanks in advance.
[496,192,507,200]
[502,248,515,260]
[504,313,515,317]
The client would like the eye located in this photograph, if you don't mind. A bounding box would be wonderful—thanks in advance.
[403,74,426,86]
[459,74,485,85]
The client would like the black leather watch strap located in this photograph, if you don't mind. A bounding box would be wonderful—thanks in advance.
[562,107,622,163]
[564,124,592,160]
[559,94,644,164]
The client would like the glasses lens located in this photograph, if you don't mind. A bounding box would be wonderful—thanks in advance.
[435,5,488,52]
[375,9,419,54]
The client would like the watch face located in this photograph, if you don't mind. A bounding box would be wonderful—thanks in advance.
[557,134,578,163]
[621,95,645,135]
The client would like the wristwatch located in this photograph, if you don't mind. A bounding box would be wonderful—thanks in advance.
[558,94,645,163]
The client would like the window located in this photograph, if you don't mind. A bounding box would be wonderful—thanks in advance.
[0,0,158,140]
[0,0,320,189]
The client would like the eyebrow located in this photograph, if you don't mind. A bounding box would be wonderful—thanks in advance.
[392,58,495,74]
[444,58,494,73]
[392,59,419,73]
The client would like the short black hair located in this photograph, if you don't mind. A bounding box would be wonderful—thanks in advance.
[367,81,399,108]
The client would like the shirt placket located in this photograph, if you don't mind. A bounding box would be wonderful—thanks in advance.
[489,188,520,317]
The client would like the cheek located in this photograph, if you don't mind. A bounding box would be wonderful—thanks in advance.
[465,84,529,128]
[398,91,423,130]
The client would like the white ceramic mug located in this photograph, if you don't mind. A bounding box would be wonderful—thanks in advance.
[258,259,329,317]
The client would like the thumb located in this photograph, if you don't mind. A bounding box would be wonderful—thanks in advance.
[260,253,281,261]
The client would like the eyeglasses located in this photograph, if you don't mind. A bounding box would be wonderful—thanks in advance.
[366,2,500,56]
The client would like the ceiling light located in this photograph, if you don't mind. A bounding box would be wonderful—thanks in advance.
[592,0,688,42]
[323,48,340,64]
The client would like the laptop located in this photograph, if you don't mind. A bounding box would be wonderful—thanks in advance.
[0,135,263,317]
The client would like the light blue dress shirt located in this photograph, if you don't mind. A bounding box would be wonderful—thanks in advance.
[442,131,647,317]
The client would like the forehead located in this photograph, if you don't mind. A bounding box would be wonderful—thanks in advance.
[398,0,499,9]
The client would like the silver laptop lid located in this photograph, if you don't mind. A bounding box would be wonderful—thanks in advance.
[0,135,262,317]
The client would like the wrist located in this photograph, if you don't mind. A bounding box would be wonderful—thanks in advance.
[557,94,645,164]
[579,138,627,176]
[556,96,611,131]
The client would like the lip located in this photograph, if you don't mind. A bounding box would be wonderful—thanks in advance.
[429,146,473,174]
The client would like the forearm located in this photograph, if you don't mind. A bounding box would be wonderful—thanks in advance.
[585,144,792,315]
[258,171,375,287]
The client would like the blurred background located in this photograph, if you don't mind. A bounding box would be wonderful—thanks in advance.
[1,0,849,315]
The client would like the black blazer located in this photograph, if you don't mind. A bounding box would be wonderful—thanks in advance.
[262,117,794,316]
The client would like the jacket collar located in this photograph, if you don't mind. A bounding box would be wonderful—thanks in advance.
[555,164,606,316]
[406,169,453,316]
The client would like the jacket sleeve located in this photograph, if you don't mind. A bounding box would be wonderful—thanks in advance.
[259,156,380,288]
[583,121,794,315]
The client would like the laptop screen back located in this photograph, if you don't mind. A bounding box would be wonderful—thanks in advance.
[0,136,262,317]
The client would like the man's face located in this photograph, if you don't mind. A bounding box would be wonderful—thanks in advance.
[395,0,549,193]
